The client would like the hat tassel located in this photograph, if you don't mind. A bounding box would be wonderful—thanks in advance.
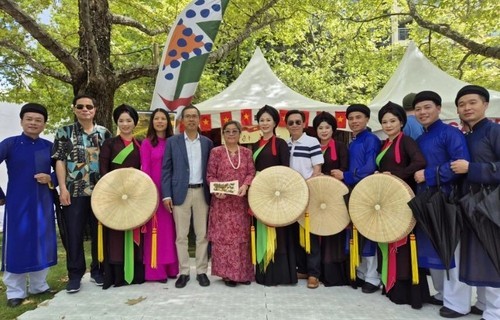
[350,238,356,281]
[97,221,104,262]
[410,233,419,285]
[353,225,360,267]
[251,225,256,265]
[151,227,158,269]
[304,212,311,254]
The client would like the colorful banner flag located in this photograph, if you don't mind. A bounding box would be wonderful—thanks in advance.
[335,111,347,129]
[240,109,253,126]
[150,0,229,111]
[220,111,232,125]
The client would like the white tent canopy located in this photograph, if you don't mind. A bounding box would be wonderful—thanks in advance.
[197,47,345,128]
[368,41,500,132]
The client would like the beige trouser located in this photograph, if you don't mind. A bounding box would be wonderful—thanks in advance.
[172,187,209,275]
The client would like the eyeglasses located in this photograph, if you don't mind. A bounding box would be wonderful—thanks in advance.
[223,130,239,135]
[287,120,302,126]
[75,104,95,110]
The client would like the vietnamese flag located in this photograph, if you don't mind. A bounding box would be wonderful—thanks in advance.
[200,114,212,131]
[241,109,252,126]
[220,111,232,125]
[335,111,347,129]
[279,109,288,127]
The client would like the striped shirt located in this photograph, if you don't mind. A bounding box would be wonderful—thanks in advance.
[287,133,324,179]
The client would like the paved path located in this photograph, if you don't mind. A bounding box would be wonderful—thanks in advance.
[19,261,480,320]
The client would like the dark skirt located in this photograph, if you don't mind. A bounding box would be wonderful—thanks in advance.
[102,228,145,289]
[321,231,350,286]
[255,224,298,286]
[378,238,431,309]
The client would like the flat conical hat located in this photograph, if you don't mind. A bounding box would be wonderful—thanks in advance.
[91,168,158,230]
[248,166,309,227]
[298,176,350,236]
[349,174,416,243]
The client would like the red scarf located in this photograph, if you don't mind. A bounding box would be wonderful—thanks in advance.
[259,135,277,156]
[320,139,337,161]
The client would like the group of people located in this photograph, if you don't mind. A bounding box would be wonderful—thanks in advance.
[0,85,498,320]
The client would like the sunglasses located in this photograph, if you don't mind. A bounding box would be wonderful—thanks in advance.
[287,120,303,126]
[74,104,95,110]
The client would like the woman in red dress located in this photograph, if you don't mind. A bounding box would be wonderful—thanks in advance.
[207,121,256,286]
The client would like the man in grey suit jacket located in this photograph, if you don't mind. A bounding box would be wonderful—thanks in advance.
[162,105,214,288]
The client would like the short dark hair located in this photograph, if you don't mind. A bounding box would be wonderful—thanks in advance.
[285,110,305,123]
[72,94,97,107]
[181,104,200,118]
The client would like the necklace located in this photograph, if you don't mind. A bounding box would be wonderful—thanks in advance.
[225,145,241,169]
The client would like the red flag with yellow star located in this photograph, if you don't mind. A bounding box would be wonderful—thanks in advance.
[240,109,252,126]
[279,109,288,127]
[220,111,232,125]
[336,111,347,129]
[200,114,212,131]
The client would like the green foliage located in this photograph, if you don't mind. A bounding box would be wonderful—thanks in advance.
[1,0,498,132]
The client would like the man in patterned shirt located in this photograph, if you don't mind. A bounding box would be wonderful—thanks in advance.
[52,94,112,293]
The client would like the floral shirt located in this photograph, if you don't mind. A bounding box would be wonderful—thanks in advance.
[52,121,111,197]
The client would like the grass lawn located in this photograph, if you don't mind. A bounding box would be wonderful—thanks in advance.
[0,233,91,320]
[0,228,196,320]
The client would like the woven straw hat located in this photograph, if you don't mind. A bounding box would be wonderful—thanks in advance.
[297,176,350,236]
[349,174,416,242]
[91,168,158,230]
[248,166,309,227]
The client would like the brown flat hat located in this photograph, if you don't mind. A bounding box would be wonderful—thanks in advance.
[349,174,416,243]
[298,176,350,236]
[91,168,158,230]
[248,166,309,227]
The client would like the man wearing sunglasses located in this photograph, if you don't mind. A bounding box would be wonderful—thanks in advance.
[52,94,112,293]
[285,110,324,289]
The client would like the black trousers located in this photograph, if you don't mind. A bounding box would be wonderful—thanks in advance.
[294,223,321,277]
[62,196,102,280]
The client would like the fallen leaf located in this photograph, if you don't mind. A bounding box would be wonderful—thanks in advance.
[126,296,147,305]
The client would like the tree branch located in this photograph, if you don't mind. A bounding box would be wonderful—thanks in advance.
[457,52,472,79]
[114,65,158,87]
[79,0,101,77]
[0,0,83,76]
[341,12,409,23]
[110,14,169,36]
[0,39,72,83]
[406,0,499,59]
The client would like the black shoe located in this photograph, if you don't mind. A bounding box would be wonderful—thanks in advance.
[470,306,483,315]
[361,282,379,294]
[224,280,237,287]
[66,279,81,293]
[90,274,104,286]
[7,298,24,308]
[196,273,210,287]
[175,274,190,288]
[428,296,444,306]
[239,281,251,285]
[32,288,57,295]
[350,276,365,289]
[439,306,467,318]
